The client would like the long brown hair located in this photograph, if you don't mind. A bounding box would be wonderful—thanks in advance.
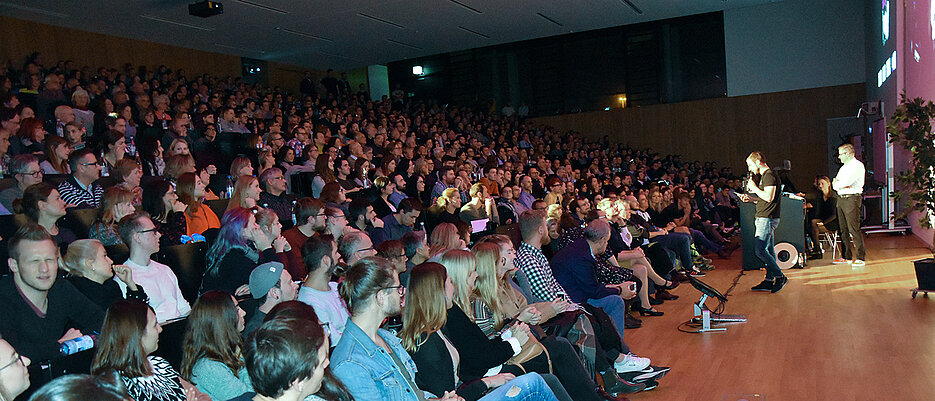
[176,172,202,217]
[98,186,134,229]
[399,262,449,352]
[43,135,69,174]
[179,291,244,380]
[91,300,154,378]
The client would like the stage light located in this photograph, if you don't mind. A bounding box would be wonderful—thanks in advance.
[618,95,627,108]
[412,65,423,76]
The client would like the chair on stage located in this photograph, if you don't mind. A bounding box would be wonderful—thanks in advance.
[817,221,842,260]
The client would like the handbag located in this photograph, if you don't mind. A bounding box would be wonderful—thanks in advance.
[506,331,552,374]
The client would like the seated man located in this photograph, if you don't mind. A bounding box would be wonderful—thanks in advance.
[242,261,299,337]
[281,197,327,279]
[57,148,103,208]
[116,211,191,323]
[258,168,296,230]
[347,197,384,236]
[0,154,43,213]
[0,224,104,362]
[297,234,349,343]
[371,198,421,246]
[331,257,457,401]
[338,229,378,268]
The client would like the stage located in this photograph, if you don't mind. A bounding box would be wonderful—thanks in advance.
[625,234,934,400]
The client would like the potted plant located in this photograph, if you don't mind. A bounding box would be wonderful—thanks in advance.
[887,91,935,296]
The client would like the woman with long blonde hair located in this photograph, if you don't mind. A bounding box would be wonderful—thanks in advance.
[428,222,465,261]
[225,175,261,213]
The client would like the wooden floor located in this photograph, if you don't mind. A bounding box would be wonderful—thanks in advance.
[624,234,935,401]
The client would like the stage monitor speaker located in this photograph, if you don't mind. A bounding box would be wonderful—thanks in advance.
[739,194,806,270]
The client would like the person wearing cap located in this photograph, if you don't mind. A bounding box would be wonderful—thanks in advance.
[241,261,299,338]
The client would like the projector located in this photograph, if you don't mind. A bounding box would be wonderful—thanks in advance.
[189,1,223,18]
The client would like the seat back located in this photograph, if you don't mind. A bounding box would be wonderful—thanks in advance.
[155,242,208,303]
[104,244,130,264]
[205,198,229,221]
[60,208,100,239]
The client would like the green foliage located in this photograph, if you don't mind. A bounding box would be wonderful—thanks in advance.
[887,92,935,242]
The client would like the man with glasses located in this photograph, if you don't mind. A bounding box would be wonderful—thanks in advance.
[832,143,866,266]
[57,148,103,208]
[116,211,191,323]
[258,167,296,229]
[242,261,298,338]
[298,235,349,344]
[0,154,42,213]
[0,224,103,362]
[281,197,327,279]
[338,230,377,267]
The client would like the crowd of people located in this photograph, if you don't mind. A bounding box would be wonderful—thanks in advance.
[0,51,791,401]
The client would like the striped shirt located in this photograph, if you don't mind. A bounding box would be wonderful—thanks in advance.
[57,176,103,208]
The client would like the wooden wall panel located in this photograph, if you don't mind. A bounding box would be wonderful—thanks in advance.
[531,84,865,188]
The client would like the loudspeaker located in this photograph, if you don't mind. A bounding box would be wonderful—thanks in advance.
[739,194,806,270]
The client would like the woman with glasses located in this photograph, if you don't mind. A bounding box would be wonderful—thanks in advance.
[201,207,281,295]
[90,187,135,246]
[13,182,77,253]
[141,178,188,249]
[0,337,30,401]
[180,291,251,401]
[91,300,210,401]
[64,239,148,310]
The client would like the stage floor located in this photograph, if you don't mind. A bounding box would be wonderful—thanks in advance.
[625,234,934,401]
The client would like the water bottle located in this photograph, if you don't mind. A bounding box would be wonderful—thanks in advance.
[126,138,137,157]
[60,335,96,355]
[291,200,297,226]
[225,175,234,199]
[100,151,109,177]
[161,119,168,130]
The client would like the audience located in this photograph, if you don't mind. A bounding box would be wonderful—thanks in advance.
[57,148,103,208]
[63,239,148,310]
[0,154,43,213]
[14,182,77,252]
[180,291,251,401]
[89,186,136,245]
[201,207,280,295]
[242,262,298,337]
[297,235,349,344]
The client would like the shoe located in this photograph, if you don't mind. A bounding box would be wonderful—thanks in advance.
[851,259,866,267]
[648,296,663,305]
[807,251,823,260]
[596,387,631,401]
[832,258,850,264]
[624,313,642,329]
[639,380,659,391]
[620,365,671,383]
[615,354,651,373]
[661,279,680,290]
[655,289,679,301]
[688,268,706,277]
[597,370,647,395]
[751,280,774,291]
[771,276,788,293]
[635,306,664,316]
[672,271,691,282]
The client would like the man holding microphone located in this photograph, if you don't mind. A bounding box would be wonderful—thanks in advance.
[738,151,788,293]
[832,144,866,266]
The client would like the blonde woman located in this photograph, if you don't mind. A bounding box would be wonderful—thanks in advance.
[64,239,148,310]
[225,175,261,213]
[427,223,465,261]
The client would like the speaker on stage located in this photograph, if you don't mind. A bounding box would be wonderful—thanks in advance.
[739,194,806,270]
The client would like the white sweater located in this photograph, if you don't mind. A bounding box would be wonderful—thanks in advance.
[118,259,191,322]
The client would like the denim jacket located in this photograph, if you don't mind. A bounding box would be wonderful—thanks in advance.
[331,318,428,401]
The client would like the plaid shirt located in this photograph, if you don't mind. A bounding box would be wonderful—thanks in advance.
[514,241,567,303]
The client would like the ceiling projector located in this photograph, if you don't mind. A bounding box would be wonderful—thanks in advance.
[189,1,223,18]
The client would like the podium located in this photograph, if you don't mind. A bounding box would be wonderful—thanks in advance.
[739,194,806,270]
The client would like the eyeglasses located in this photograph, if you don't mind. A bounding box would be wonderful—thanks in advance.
[0,351,25,371]
[320,321,332,337]
[383,285,406,295]
[17,170,42,177]
[355,247,375,253]
[79,162,101,167]
[137,228,158,234]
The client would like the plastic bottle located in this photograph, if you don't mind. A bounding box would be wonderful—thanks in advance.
[60,335,96,356]
[291,200,298,226]
[225,175,234,199]
[100,151,109,177]
[126,138,137,157]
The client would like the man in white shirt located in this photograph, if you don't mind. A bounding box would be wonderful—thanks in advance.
[832,144,866,266]
[117,211,191,322]
[297,234,349,344]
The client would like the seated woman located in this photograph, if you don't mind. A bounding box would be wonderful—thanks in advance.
[255,208,298,277]
[180,291,252,401]
[437,251,625,401]
[100,129,126,175]
[427,222,466,262]
[311,153,336,199]
[137,137,165,177]
[425,187,461,235]
[163,154,195,183]
[352,158,373,189]
[225,175,261,214]
[91,300,209,401]
[89,187,137,246]
[115,158,144,205]
[229,156,255,180]
[201,207,279,295]
[177,172,220,236]
[0,337,31,401]
[141,178,188,249]
[165,138,191,159]
[11,117,45,156]
[64,239,148,310]
[257,148,276,174]
[371,176,397,219]
[40,135,71,175]
[319,182,347,212]
[13,182,77,253]
[400,262,563,401]
[460,183,500,227]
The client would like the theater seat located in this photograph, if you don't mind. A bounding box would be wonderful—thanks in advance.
[42,174,67,187]
[291,171,315,197]
[105,244,130,264]
[205,198,228,220]
[156,242,208,303]
[61,208,100,239]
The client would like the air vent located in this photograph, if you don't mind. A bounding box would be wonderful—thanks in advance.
[458,26,489,39]
[140,15,216,31]
[0,2,68,18]
[619,0,643,15]
[276,27,333,42]
[234,0,288,14]
[385,39,422,50]
[358,13,406,29]
[536,12,563,27]
[448,0,483,14]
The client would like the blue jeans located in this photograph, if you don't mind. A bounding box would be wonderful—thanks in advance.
[651,233,693,269]
[754,217,784,280]
[587,295,626,344]
[479,372,561,401]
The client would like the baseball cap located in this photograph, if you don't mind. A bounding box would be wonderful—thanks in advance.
[249,261,285,299]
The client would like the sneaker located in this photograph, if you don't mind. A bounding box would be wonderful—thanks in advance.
[751,280,773,291]
[615,354,651,373]
[831,258,850,265]
[640,380,659,391]
[851,259,866,267]
[771,276,788,293]
[688,268,706,277]
[620,365,670,383]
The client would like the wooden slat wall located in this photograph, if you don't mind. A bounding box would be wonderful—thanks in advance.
[530,83,866,188]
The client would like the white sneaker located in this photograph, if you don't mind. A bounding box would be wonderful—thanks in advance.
[851,259,866,267]
[615,353,651,373]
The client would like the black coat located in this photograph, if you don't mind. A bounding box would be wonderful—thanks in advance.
[409,331,490,401]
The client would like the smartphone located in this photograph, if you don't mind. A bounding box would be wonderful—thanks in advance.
[556,291,566,302]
